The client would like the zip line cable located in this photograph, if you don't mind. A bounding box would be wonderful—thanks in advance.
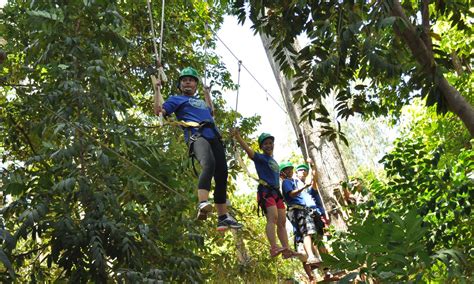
[213,33,288,115]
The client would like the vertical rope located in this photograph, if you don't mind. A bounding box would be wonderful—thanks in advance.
[203,22,209,87]
[146,0,160,66]
[234,60,242,119]
[159,0,165,62]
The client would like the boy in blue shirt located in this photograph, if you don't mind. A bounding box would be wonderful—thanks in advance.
[155,67,242,231]
[280,162,321,265]
[232,129,297,258]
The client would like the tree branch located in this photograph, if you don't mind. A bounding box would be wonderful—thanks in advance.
[390,0,474,136]
[390,0,434,73]
[421,0,433,56]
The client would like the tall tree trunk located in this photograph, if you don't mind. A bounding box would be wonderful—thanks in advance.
[260,33,348,231]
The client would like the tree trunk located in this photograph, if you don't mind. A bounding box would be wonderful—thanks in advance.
[260,33,348,231]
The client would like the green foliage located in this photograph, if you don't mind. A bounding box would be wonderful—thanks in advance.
[373,138,473,258]
[398,98,473,169]
[198,193,303,283]
[232,0,474,137]
[324,210,432,282]
[326,137,473,282]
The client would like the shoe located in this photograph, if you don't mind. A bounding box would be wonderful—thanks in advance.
[196,201,213,221]
[216,214,243,231]
[306,256,321,265]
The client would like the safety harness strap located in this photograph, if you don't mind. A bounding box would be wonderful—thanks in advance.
[186,121,222,176]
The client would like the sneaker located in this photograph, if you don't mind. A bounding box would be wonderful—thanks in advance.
[306,256,321,265]
[196,201,213,220]
[216,214,243,231]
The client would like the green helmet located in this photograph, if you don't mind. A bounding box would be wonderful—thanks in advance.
[279,161,294,172]
[258,132,274,147]
[179,67,200,82]
[296,164,309,171]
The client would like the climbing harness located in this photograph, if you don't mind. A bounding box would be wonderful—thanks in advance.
[186,121,223,176]
[256,183,284,216]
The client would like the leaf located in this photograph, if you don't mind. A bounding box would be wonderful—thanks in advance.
[338,272,359,284]
[27,10,63,22]
[0,228,15,250]
[432,249,467,266]
[429,32,442,41]
[379,16,396,28]
[0,249,15,278]
[5,182,26,196]
[53,177,76,191]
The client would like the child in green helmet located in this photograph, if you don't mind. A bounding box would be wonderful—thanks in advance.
[232,128,297,258]
[155,67,242,231]
[280,161,322,266]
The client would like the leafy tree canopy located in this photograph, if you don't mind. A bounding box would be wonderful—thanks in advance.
[232,0,474,137]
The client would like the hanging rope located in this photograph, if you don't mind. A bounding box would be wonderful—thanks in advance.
[203,22,209,88]
[202,22,215,116]
[147,0,167,125]
[231,60,261,183]
[158,0,165,63]
[234,60,242,122]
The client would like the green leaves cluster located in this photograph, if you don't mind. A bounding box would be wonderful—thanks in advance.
[324,210,432,282]
[373,138,473,259]
[232,0,473,136]
[326,137,473,282]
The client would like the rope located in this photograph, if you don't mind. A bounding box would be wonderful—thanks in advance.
[203,22,209,87]
[159,0,165,62]
[235,60,242,119]
[147,0,168,125]
[146,0,160,66]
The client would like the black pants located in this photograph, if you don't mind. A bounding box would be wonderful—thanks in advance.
[192,137,227,204]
